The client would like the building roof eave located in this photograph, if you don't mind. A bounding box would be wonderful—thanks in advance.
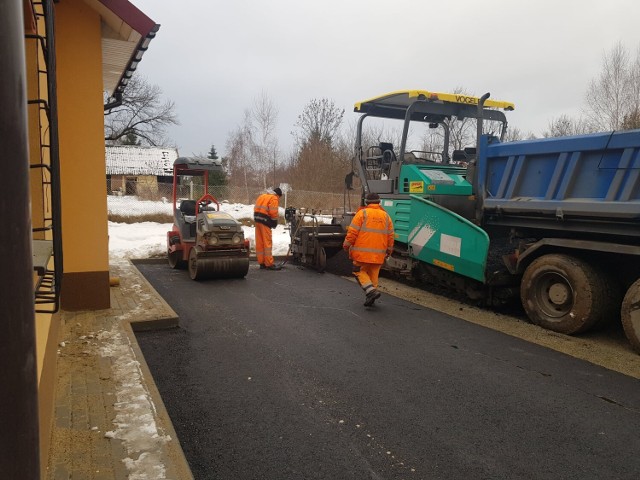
[82,0,160,101]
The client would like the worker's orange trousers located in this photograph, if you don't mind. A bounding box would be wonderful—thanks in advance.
[352,261,382,293]
[255,223,275,267]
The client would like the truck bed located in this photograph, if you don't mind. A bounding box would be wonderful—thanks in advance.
[478,130,640,238]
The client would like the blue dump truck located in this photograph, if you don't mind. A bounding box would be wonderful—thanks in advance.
[287,90,640,352]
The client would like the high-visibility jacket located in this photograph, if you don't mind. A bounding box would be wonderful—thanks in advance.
[343,204,394,264]
[254,192,280,228]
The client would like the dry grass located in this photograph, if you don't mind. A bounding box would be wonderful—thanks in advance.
[108,213,258,226]
[108,213,173,224]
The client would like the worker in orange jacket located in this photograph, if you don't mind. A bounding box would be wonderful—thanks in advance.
[343,192,394,306]
[253,187,283,270]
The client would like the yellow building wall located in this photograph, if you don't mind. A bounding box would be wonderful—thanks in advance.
[55,0,110,310]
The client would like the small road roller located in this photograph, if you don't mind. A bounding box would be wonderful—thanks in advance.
[166,157,249,280]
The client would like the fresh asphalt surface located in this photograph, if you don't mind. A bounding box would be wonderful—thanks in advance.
[135,260,640,480]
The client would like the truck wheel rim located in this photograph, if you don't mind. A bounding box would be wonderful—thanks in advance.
[534,272,574,318]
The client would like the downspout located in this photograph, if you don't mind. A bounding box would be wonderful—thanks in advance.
[0,0,41,478]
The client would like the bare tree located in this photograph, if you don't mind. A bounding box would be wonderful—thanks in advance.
[224,93,280,193]
[622,110,640,130]
[293,98,344,147]
[225,111,257,201]
[584,42,640,131]
[359,122,402,153]
[250,92,279,189]
[502,126,525,142]
[442,87,476,151]
[627,49,640,128]
[414,125,443,161]
[104,73,179,146]
[540,42,640,136]
[543,115,591,138]
[288,136,351,193]
[286,98,347,191]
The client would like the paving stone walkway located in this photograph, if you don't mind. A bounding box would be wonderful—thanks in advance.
[46,259,193,480]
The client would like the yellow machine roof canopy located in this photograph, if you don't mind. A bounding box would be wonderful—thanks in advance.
[354,90,514,123]
[355,90,515,112]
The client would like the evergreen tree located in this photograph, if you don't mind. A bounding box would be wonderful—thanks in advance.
[207,145,219,160]
[207,144,227,186]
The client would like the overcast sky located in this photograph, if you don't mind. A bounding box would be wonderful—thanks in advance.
[130,0,640,158]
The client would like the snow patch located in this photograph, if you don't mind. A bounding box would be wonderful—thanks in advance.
[108,200,291,260]
[98,326,171,479]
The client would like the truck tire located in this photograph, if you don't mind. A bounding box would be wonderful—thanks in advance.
[621,279,640,354]
[590,270,622,331]
[520,254,609,335]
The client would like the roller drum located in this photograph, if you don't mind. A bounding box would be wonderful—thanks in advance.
[188,247,249,280]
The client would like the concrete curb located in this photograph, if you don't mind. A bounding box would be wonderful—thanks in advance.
[121,322,194,480]
[122,259,193,479]
[128,259,180,332]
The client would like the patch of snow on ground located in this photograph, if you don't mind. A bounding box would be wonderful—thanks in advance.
[108,200,293,260]
[99,326,171,479]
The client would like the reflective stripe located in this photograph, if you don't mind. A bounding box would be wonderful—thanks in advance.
[360,225,392,234]
[348,224,361,231]
[360,212,392,234]
[351,246,387,254]
[254,193,279,219]
[255,205,278,212]
[359,209,391,233]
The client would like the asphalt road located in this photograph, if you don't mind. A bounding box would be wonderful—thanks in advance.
[135,260,640,480]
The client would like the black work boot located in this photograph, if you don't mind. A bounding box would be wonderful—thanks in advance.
[364,289,381,306]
